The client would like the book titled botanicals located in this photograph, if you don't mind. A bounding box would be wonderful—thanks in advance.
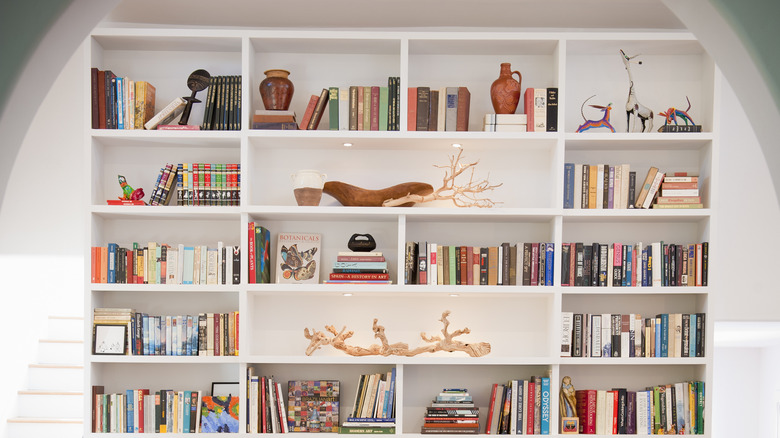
[288,380,340,432]
[276,232,321,284]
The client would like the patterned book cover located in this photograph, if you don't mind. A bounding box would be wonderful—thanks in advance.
[287,380,340,432]
[200,395,239,433]
[276,232,321,284]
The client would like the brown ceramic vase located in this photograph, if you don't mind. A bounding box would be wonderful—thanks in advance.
[490,63,522,114]
[259,69,294,110]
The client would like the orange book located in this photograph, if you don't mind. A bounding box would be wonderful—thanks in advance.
[407,87,417,131]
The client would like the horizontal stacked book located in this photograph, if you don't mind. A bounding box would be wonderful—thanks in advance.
[327,251,390,284]
[90,68,156,130]
[175,163,241,206]
[561,312,706,358]
[486,377,551,435]
[422,389,479,434]
[92,386,207,433]
[92,308,239,356]
[560,241,709,287]
[251,109,298,130]
[246,371,288,433]
[408,86,470,131]
[405,242,554,286]
[341,369,396,434]
[483,114,527,132]
[574,381,705,434]
[523,87,558,132]
[200,74,242,131]
[91,242,240,285]
[653,174,702,209]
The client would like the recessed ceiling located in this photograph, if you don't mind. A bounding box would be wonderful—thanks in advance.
[102,0,685,31]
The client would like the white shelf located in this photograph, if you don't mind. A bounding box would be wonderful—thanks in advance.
[85,27,715,436]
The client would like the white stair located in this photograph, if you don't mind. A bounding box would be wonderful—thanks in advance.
[7,316,84,438]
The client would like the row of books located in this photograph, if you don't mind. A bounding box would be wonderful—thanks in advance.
[524,87,558,132]
[327,251,391,284]
[405,242,555,286]
[90,68,156,130]
[348,369,397,421]
[560,241,709,288]
[92,386,239,433]
[247,223,272,284]
[171,163,241,206]
[333,79,401,131]
[560,312,706,358]
[421,389,480,434]
[90,242,240,285]
[200,75,242,131]
[408,86,470,132]
[574,381,705,434]
[486,378,551,435]
[246,372,289,433]
[563,163,638,209]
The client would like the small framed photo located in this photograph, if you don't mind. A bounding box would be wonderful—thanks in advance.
[93,324,127,355]
[561,417,579,434]
[212,381,240,398]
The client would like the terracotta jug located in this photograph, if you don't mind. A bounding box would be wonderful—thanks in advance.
[490,63,522,114]
[259,69,294,110]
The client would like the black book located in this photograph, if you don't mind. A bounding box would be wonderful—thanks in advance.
[612,388,627,434]
[416,87,430,131]
[537,243,545,286]
[611,314,622,357]
[522,243,532,286]
[574,242,584,286]
[628,171,637,208]
[603,164,610,209]
[696,313,705,357]
[561,244,571,286]
[546,88,558,132]
[591,242,600,286]
[572,313,583,357]
[581,164,589,209]
[583,244,592,287]
[479,247,489,285]
[232,245,241,284]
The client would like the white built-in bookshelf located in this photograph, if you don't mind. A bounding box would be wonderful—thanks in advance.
[84,28,716,436]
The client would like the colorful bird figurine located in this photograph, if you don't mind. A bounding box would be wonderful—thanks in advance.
[117,175,145,201]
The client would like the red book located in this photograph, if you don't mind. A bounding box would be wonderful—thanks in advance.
[569,242,576,286]
[370,86,380,130]
[248,222,256,283]
[407,87,417,131]
[485,383,498,434]
[456,87,470,131]
[214,313,221,356]
[526,380,535,435]
[531,243,539,286]
[299,94,318,130]
[466,246,474,285]
[574,389,597,434]
[459,246,468,285]
[137,389,150,432]
[661,181,698,189]
[524,87,535,132]
[126,249,134,284]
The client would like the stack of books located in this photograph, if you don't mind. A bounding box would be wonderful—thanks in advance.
[326,251,391,284]
[251,109,298,130]
[653,173,702,209]
[483,114,527,132]
[340,369,396,434]
[421,389,479,434]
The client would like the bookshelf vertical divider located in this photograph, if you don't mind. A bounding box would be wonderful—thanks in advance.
[85,28,715,436]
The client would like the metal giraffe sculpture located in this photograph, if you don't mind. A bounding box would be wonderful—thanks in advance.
[620,49,654,133]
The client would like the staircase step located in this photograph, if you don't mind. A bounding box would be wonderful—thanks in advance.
[16,390,83,418]
[27,364,84,392]
[37,339,84,365]
[46,315,84,341]
[6,418,83,438]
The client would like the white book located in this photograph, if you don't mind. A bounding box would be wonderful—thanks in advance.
[590,314,602,357]
[200,246,208,285]
[642,171,665,209]
[339,87,350,130]
[601,313,612,357]
[620,164,631,208]
[560,312,573,357]
[217,241,223,285]
[613,164,622,209]
[605,390,615,435]
[675,382,687,434]
[429,243,438,285]
[636,390,650,435]
[574,164,583,209]
[167,247,178,284]
[533,88,547,132]
[595,390,606,435]
[596,164,605,209]
[207,247,218,285]
[510,380,518,434]
[437,87,447,131]
[634,313,644,357]
[651,242,662,286]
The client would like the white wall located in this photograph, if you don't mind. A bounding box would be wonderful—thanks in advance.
[713,346,761,437]
[1,28,779,434]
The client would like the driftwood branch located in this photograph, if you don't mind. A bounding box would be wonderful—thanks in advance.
[382,149,502,208]
[304,311,491,357]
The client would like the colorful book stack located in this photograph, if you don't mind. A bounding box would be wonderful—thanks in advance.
[421,389,479,434]
[326,251,391,284]
[483,114,527,132]
[408,86,470,131]
[340,369,396,434]
[486,377,551,435]
[653,173,702,209]
[127,311,239,357]
[561,312,706,359]
[574,381,705,434]
[90,68,156,130]
[251,109,298,130]
[245,370,289,433]
[176,163,241,206]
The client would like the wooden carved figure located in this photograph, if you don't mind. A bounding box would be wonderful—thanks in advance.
[620,49,654,133]
[576,95,615,133]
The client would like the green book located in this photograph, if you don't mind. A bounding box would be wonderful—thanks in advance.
[329,87,340,130]
[379,87,388,131]
[448,245,457,286]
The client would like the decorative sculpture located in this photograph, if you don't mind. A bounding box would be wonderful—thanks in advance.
[303,310,491,357]
[560,375,579,434]
[179,69,210,126]
[619,49,654,133]
[658,97,702,132]
[117,175,144,201]
[575,95,615,133]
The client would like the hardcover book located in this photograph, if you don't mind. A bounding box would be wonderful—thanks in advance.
[200,395,239,433]
[288,380,340,432]
[276,232,321,284]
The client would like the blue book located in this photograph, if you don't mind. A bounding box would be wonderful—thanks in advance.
[387,367,396,419]
[107,243,118,283]
[563,163,574,208]
[126,389,134,433]
[545,243,555,286]
[641,247,648,286]
[142,314,150,355]
[540,377,550,434]
[660,313,669,357]
[625,244,632,286]
[182,247,195,284]
[689,314,697,357]
[654,317,662,357]
[645,245,653,287]
[183,390,191,433]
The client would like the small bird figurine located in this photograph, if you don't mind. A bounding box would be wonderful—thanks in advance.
[117,175,145,201]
